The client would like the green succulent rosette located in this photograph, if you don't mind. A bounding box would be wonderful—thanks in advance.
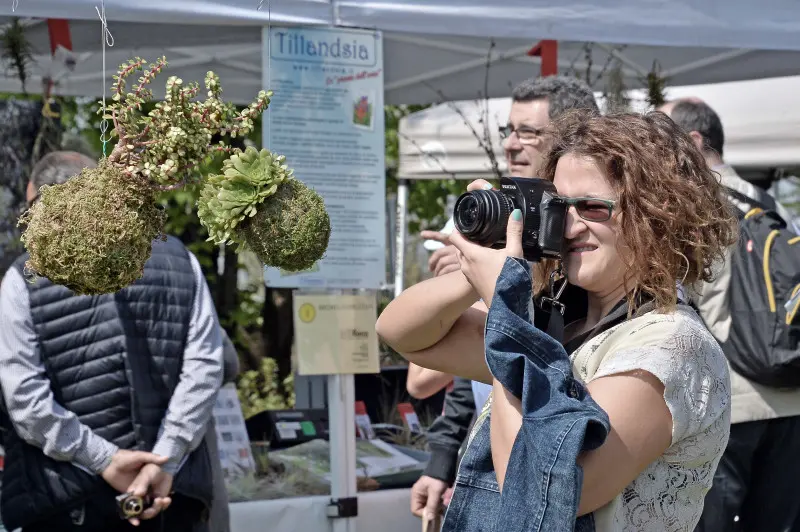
[198,146,331,271]
[198,146,291,245]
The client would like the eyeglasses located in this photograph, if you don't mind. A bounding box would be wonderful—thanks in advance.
[562,197,616,222]
[498,124,546,144]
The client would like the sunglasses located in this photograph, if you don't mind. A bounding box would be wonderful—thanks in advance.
[561,197,616,222]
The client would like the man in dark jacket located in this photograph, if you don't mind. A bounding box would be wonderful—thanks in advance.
[411,377,476,519]
[0,151,224,532]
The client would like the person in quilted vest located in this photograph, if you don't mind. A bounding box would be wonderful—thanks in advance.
[0,151,224,532]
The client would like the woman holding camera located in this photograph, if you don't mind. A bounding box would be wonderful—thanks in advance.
[377,110,737,531]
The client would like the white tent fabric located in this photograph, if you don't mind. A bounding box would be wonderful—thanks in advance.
[398,75,800,181]
[6,1,800,105]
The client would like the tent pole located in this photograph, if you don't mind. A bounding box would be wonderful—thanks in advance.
[45,19,72,99]
[528,40,558,77]
[394,179,409,298]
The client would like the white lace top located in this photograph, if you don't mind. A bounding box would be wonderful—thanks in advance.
[571,305,731,532]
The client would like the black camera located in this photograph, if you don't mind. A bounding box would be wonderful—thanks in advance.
[453,177,567,262]
[115,492,150,520]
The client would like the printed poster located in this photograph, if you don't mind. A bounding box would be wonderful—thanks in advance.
[262,26,386,289]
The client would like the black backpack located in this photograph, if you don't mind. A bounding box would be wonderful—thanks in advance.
[722,187,800,387]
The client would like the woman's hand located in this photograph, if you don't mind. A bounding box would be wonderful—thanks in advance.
[449,179,523,307]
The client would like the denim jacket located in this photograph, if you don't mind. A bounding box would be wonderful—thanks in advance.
[442,257,611,532]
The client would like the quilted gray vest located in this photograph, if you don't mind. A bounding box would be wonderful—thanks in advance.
[0,236,213,531]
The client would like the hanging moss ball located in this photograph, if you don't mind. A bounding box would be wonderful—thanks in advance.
[238,178,330,272]
[198,146,331,271]
[19,160,165,295]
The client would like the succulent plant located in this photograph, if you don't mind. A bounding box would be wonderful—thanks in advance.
[19,56,268,294]
[198,146,330,272]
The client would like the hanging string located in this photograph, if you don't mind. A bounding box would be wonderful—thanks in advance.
[257,0,272,148]
[267,0,271,149]
[95,0,115,157]
[11,0,18,12]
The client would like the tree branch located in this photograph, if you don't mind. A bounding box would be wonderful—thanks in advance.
[421,39,502,180]
[397,131,456,180]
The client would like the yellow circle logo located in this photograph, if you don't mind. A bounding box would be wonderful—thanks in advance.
[298,303,316,323]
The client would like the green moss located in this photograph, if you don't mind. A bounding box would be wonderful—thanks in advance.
[238,178,330,272]
[19,160,164,294]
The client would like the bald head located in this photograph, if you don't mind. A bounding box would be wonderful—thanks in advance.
[27,151,97,204]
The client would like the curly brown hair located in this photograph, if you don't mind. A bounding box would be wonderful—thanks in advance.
[537,109,738,312]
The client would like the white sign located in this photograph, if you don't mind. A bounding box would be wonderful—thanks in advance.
[293,292,380,375]
[262,26,386,289]
[212,384,256,478]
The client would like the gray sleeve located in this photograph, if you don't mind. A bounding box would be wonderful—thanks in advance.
[151,252,224,475]
[0,268,118,474]
[221,328,240,384]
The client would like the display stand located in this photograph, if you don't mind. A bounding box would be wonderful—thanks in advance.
[326,373,358,531]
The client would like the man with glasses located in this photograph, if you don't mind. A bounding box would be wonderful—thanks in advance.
[410,75,599,522]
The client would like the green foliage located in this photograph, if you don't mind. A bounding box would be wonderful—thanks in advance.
[1,18,34,94]
[236,357,295,419]
[19,161,164,294]
[644,61,668,110]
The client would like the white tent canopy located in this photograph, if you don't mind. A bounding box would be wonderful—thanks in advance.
[6,1,800,105]
[398,75,800,181]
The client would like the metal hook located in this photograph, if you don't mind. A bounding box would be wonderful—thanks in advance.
[548,266,567,302]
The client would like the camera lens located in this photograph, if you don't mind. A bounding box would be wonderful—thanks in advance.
[455,195,481,231]
[453,189,512,246]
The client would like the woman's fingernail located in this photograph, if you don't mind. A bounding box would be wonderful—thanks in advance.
[511,209,522,221]
[483,183,493,190]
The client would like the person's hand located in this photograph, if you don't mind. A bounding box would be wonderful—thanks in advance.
[420,231,461,277]
[124,463,174,526]
[101,450,168,494]
[420,179,495,277]
[442,486,454,506]
[449,179,523,306]
[410,475,449,519]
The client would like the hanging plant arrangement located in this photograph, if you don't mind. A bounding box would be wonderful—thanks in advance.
[197,146,330,273]
[19,56,330,295]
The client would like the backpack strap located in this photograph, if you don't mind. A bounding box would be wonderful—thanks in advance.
[724,185,778,213]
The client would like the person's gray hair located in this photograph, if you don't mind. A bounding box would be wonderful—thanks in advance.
[30,151,97,191]
[511,75,600,118]
[667,99,725,157]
